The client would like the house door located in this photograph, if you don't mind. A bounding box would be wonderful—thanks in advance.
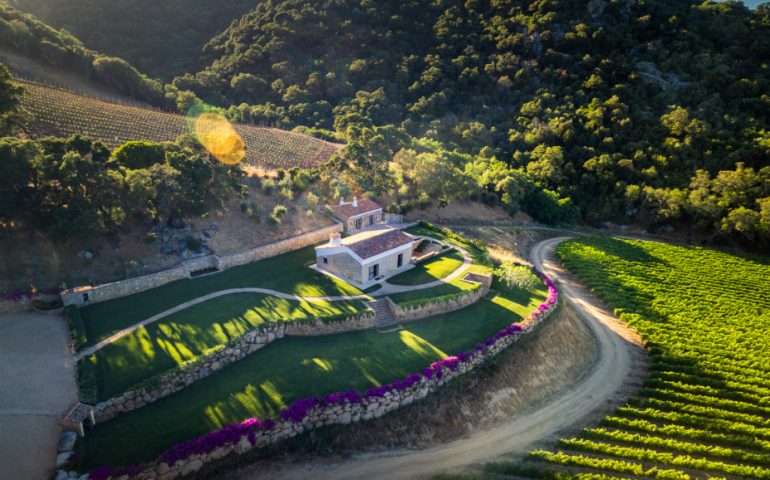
[368,264,379,280]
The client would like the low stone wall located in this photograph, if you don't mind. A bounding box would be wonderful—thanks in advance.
[94,311,374,423]
[285,312,375,336]
[61,223,343,307]
[392,274,493,323]
[80,291,559,480]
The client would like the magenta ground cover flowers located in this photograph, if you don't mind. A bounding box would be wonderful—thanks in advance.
[90,269,558,479]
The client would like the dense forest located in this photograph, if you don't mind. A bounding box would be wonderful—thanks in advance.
[1,0,770,249]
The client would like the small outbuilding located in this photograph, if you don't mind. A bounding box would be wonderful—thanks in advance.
[315,227,416,288]
[330,197,383,233]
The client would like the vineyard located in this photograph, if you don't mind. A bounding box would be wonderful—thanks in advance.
[444,236,770,480]
[16,79,342,170]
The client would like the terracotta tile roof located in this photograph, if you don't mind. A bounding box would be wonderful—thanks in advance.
[332,199,382,221]
[346,229,413,260]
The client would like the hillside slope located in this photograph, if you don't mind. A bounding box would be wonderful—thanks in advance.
[8,0,257,78]
[17,79,342,170]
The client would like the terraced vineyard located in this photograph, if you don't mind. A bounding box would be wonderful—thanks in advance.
[443,237,770,480]
[17,79,342,169]
[474,237,770,480]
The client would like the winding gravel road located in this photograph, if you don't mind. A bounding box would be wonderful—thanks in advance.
[236,236,642,480]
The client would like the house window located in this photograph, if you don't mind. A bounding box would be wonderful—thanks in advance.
[355,217,363,229]
[397,253,403,267]
[323,257,328,264]
[368,264,379,280]
[82,293,89,303]
[368,214,375,225]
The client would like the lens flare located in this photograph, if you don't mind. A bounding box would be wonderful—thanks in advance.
[194,112,245,165]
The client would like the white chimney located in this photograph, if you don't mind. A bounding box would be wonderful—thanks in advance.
[352,196,358,208]
[329,232,342,247]
[339,197,345,206]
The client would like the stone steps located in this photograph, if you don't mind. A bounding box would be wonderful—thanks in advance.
[368,298,398,330]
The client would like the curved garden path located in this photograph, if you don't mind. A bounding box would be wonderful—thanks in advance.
[234,236,643,480]
[75,235,473,360]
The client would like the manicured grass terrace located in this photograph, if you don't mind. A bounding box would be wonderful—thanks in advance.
[388,249,465,286]
[79,246,363,347]
[87,293,363,399]
[77,282,547,469]
[388,224,492,304]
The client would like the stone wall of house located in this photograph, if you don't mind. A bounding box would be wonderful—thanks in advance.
[94,311,375,422]
[365,243,414,280]
[392,273,493,323]
[382,212,404,224]
[77,296,559,480]
[320,251,363,284]
[345,210,382,233]
[61,224,343,308]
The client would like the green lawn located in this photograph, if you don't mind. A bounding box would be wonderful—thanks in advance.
[79,246,363,347]
[77,283,547,469]
[388,250,465,286]
[87,293,364,399]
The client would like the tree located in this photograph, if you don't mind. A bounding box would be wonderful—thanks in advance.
[111,141,165,169]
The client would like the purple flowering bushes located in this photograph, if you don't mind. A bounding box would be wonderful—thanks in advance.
[88,272,559,480]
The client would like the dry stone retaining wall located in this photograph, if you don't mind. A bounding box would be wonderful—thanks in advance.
[392,274,492,323]
[61,224,342,307]
[94,311,375,422]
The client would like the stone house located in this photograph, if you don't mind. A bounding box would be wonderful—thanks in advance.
[315,227,415,288]
[331,197,383,233]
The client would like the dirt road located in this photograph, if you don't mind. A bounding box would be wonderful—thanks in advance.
[0,312,77,480]
[234,236,641,480]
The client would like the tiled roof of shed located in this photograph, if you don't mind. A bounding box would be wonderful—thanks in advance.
[345,229,414,260]
[332,199,382,221]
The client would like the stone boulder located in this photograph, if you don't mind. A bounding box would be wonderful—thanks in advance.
[58,431,77,452]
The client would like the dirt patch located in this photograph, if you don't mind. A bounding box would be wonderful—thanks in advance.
[0,188,334,294]
[454,226,565,264]
[196,190,331,255]
[202,302,597,479]
[404,201,521,225]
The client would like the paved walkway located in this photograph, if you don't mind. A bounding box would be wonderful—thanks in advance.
[0,313,77,480]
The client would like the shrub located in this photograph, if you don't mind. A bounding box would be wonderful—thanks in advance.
[241,201,261,220]
[64,305,88,351]
[261,178,276,195]
[305,191,319,208]
[495,263,539,291]
[279,187,294,201]
[270,204,288,224]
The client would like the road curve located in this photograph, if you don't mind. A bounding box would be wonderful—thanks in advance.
[235,236,641,480]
